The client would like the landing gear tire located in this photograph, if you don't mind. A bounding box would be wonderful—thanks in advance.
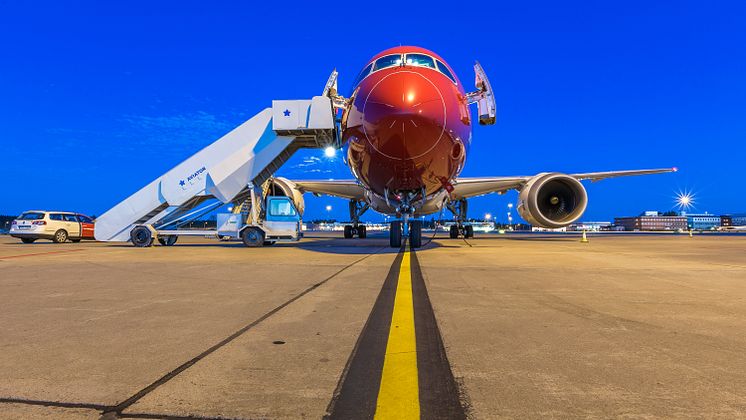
[241,227,265,247]
[158,236,178,246]
[358,225,367,238]
[449,225,459,239]
[389,221,402,248]
[465,225,474,238]
[410,220,422,248]
[130,226,153,247]
[53,229,68,244]
[21,238,36,244]
[343,225,353,239]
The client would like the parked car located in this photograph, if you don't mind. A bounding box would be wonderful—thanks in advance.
[9,211,95,243]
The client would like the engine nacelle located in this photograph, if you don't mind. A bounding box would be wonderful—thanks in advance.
[267,177,305,217]
[517,173,588,228]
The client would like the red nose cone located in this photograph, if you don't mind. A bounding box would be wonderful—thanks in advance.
[362,71,446,160]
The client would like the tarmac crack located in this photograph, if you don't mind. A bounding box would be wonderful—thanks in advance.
[99,248,385,419]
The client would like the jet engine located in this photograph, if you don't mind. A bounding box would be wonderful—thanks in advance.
[516,173,588,228]
[266,177,305,216]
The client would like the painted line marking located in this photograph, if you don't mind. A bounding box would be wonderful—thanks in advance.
[0,248,85,260]
[326,243,466,419]
[375,245,419,419]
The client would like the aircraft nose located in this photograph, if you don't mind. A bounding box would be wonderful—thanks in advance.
[361,71,446,160]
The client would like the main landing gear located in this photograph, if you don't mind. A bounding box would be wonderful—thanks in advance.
[446,198,474,239]
[389,218,423,249]
[343,200,369,239]
[449,224,474,239]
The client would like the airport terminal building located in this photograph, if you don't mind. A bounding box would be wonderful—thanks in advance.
[614,214,688,231]
[684,213,722,230]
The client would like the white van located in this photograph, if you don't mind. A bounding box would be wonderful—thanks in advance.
[9,211,96,243]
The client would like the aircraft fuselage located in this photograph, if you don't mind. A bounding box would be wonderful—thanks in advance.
[341,46,471,215]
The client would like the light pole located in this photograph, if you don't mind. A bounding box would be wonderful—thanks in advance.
[507,202,514,230]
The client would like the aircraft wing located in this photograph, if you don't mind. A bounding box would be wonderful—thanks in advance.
[293,180,366,201]
[451,167,677,200]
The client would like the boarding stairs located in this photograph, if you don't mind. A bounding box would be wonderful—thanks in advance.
[94,95,338,242]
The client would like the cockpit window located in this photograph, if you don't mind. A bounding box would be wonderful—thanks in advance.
[436,60,457,84]
[373,54,403,71]
[352,63,373,87]
[405,53,435,69]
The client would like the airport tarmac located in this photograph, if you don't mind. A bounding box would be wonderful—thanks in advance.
[1,232,745,419]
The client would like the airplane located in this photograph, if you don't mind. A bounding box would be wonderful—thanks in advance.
[286,46,677,248]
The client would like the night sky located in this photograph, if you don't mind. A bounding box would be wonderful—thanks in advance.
[2,1,745,223]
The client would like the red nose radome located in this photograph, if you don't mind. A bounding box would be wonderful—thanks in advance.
[362,70,446,161]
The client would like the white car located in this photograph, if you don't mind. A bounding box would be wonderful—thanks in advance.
[9,211,96,244]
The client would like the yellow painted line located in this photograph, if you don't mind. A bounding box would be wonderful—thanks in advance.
[375,245,419,419]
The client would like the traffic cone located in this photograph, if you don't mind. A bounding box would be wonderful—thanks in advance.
[580,230,589,243]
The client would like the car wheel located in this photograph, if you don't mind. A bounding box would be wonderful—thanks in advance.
[21,238,36,244]
[241,227,265,247]
[53,229,68,243]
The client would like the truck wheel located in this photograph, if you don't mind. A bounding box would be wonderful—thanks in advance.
[21,238,36,244]
[158,236,178,246]
[389,221,402,248]
[410,220,422,248]
[241,227,265,247]
[343,225,353,239]
[130,226,153,247]
[358,225,367,238]
[53,229,68,243]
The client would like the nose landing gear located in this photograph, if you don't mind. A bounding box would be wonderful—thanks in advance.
[388,218,423,249]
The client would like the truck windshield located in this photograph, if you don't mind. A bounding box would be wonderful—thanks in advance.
[269,199,297,217]
[18,212,44,220]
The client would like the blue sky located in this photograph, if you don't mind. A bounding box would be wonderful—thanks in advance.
[2,1,745,222]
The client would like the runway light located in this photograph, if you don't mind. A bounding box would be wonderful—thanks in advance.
[324,146,336,158]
